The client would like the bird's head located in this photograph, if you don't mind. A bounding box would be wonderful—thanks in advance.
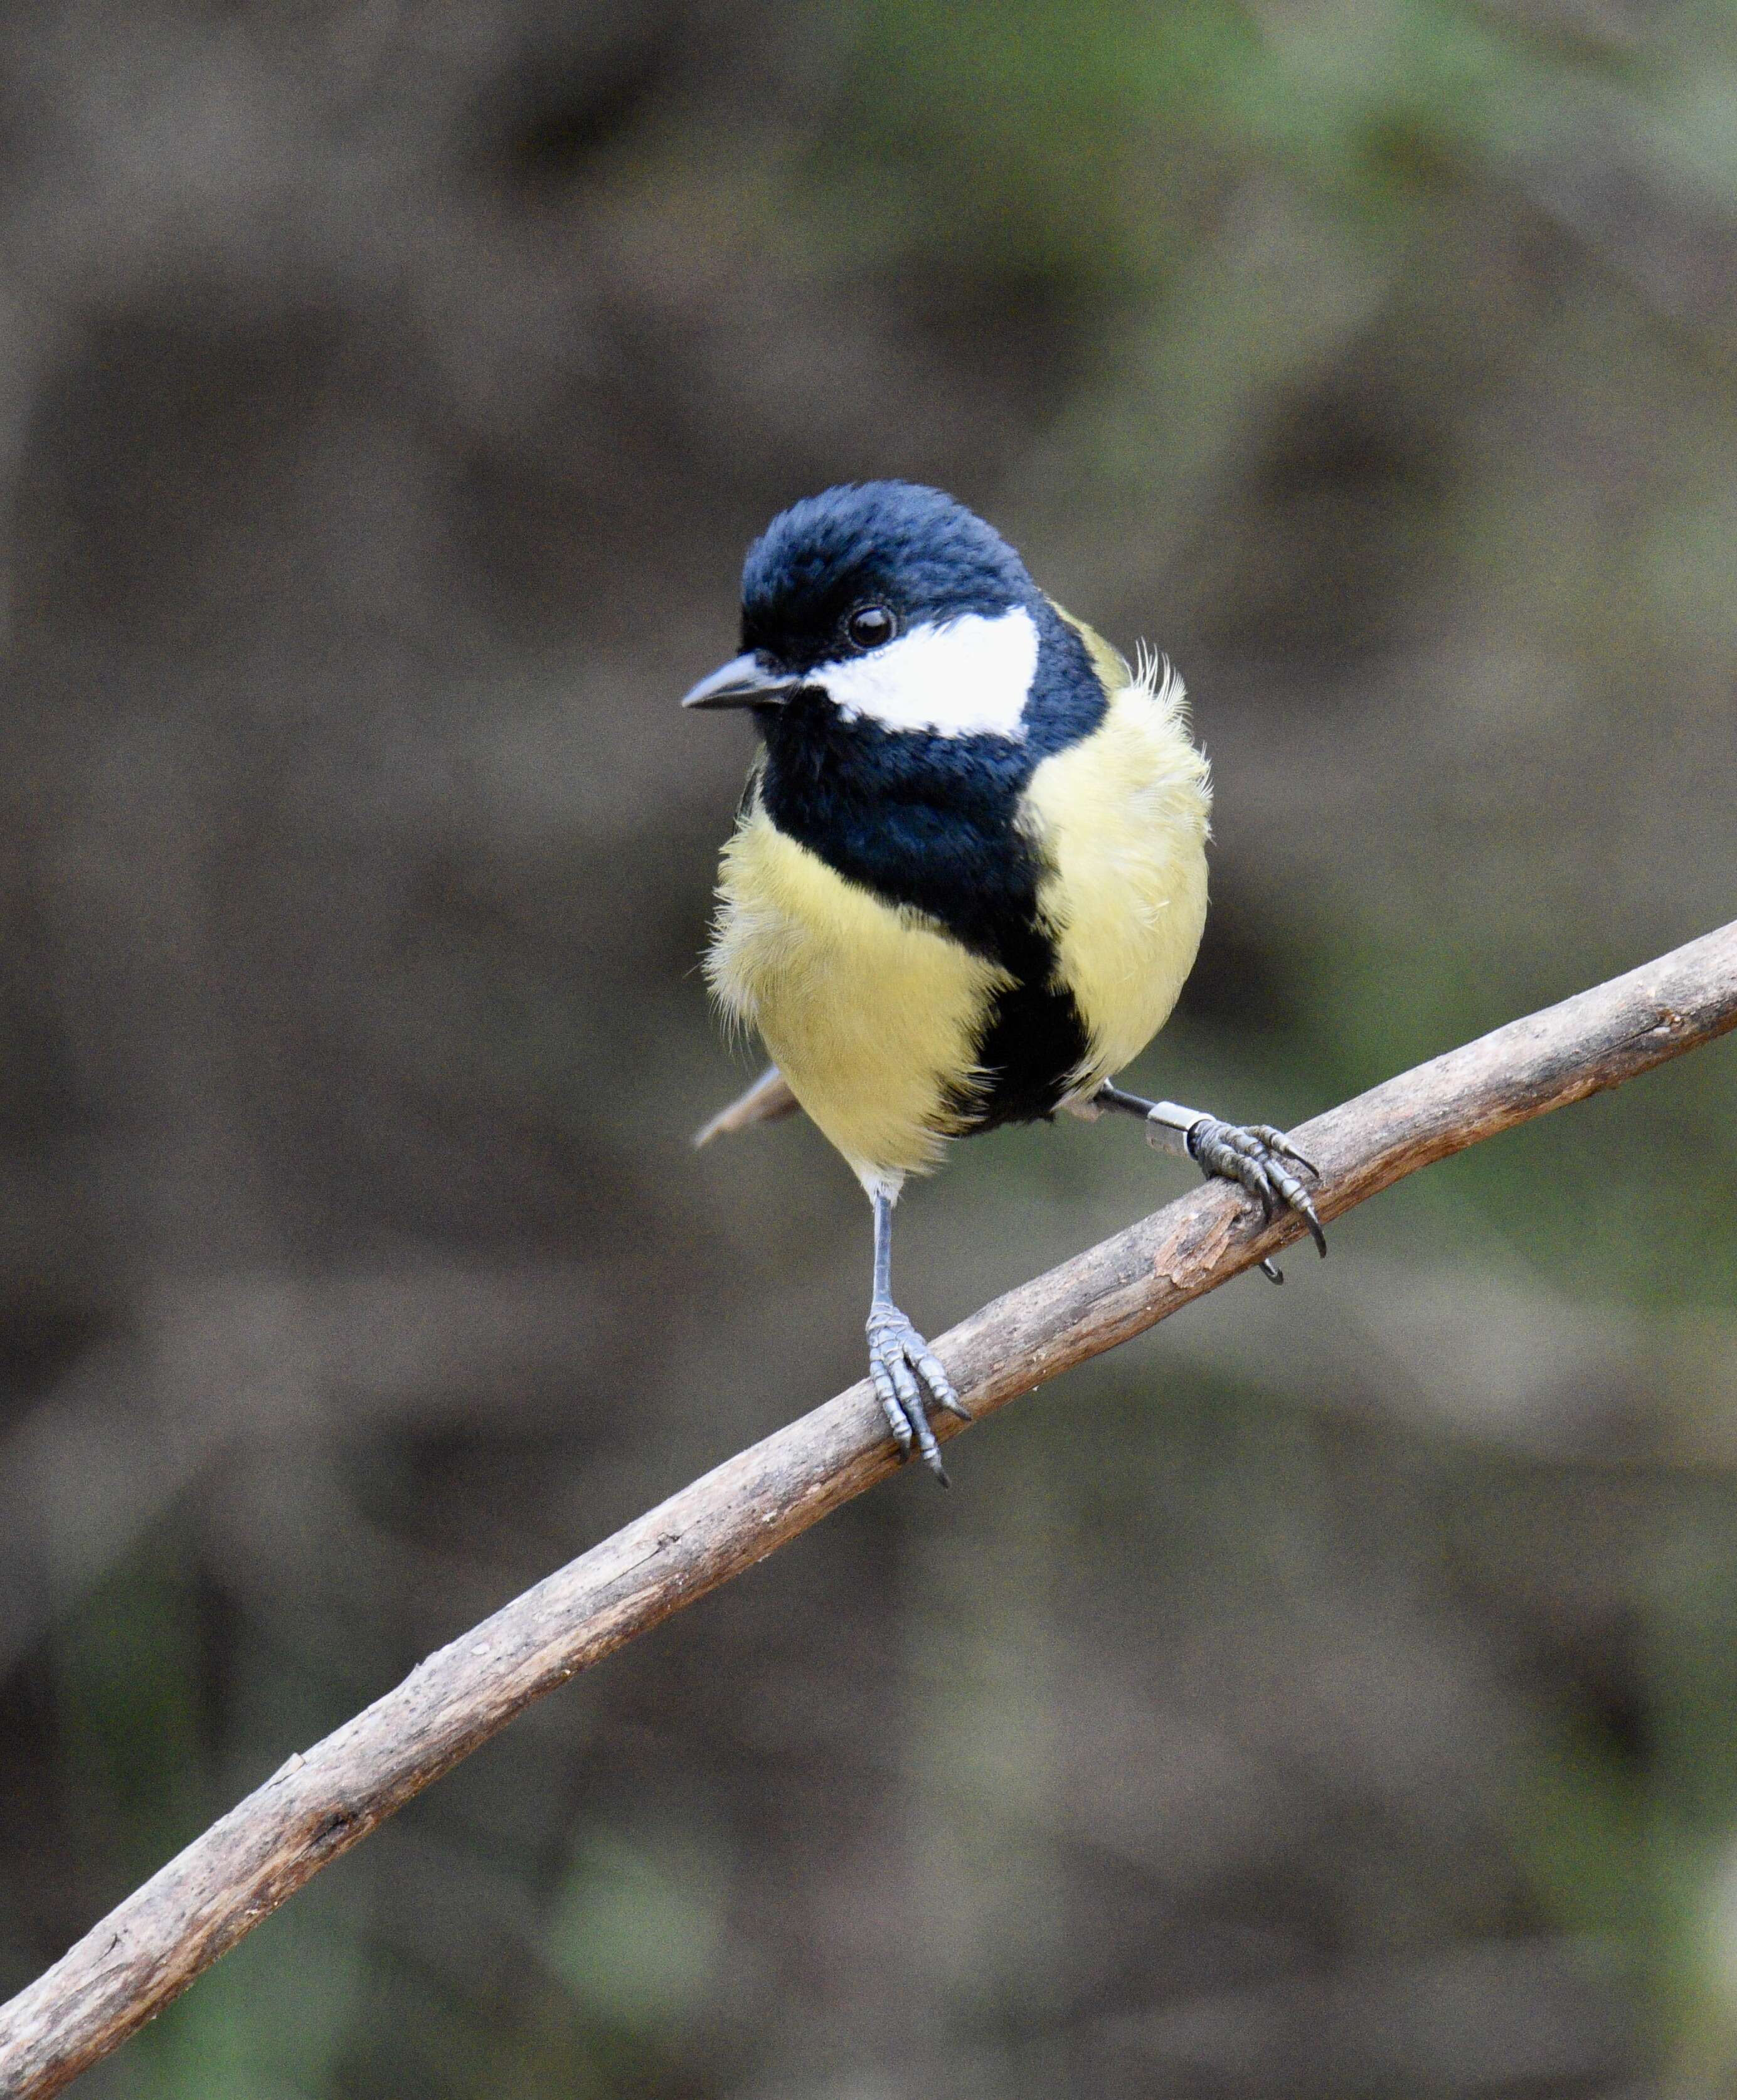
[682,482,1093,748]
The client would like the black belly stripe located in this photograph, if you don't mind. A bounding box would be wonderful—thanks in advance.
[943,918,1089,1133]
[960,971,1090,1130]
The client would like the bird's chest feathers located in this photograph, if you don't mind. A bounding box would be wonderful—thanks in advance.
[1021,686,1213,1081]
[704,802,1009,1181]
[760,721,1039,965]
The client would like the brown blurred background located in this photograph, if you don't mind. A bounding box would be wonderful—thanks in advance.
[1,1,1734,2094]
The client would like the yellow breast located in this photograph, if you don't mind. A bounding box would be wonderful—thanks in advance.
[704,802,1009,1192]
[1023,650,1211,1096]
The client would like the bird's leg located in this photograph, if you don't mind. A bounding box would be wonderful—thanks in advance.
[1095,1082,1325,1285]
[865,1187,971,1485]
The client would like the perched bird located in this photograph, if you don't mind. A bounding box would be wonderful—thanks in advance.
[684,482,1322,1482]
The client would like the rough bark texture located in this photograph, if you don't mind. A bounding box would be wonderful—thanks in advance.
[3,918,1734,2100]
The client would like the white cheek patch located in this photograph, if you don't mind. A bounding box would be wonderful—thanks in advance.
[817,605,1039,740]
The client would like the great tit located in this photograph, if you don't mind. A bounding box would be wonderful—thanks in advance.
[684,482,1322,1483]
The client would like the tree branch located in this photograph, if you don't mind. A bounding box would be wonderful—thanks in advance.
[4,920,1736,2099]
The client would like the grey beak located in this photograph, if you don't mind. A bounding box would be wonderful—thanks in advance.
[681,652,797,711]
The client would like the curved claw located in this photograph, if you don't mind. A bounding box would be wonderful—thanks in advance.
[1289,1187,1328,1258]
[1250,1124,1319,1178]
[1188,1118,1328,1259]
[868,1307,966,1485]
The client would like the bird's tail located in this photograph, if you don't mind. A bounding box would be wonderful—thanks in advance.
[693,1064,802,1147]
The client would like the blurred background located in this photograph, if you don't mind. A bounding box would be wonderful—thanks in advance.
[0,0,1734,2094]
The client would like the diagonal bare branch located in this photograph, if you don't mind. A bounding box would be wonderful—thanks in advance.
[3,918,1736,2100]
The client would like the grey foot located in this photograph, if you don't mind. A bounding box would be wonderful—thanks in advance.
[866,1306,971,1485]
[1186,1119,1327,1259]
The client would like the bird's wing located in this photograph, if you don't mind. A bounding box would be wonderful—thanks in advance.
[693,1064,803,1147]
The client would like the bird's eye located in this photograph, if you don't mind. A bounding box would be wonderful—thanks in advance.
[846,605,896,651]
